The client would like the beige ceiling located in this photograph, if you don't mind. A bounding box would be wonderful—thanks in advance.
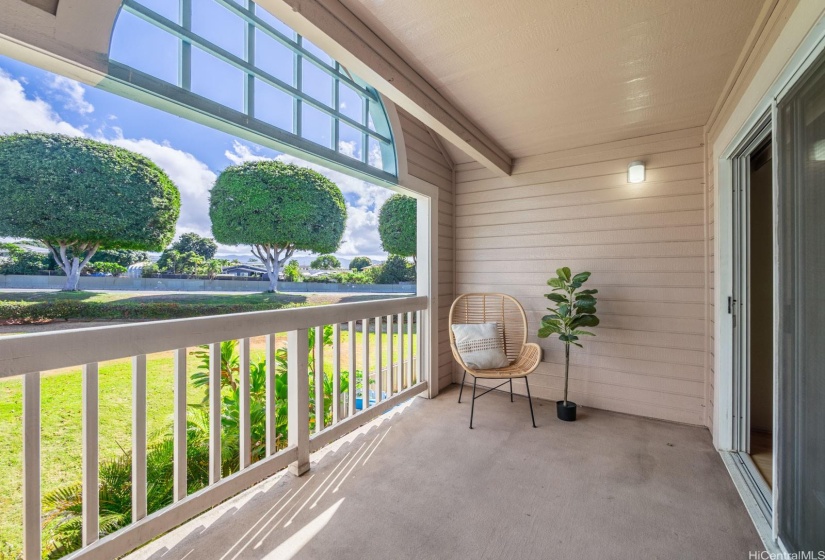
[340,0,765,163]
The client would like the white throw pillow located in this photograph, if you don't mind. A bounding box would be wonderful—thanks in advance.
[451,322,510,370]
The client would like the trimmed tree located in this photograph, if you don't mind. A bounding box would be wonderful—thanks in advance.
[169,232,218,260]
[210,161,346,292]
[378,194,417,264]
[349,256,372,271]
[310,254,341,269]
[0,133,180,290]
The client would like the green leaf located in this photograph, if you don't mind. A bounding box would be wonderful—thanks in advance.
[578,289,598,295]
[572,329,596,336]
[547,278,564,289]
[541,316,562,326]
[571,314,600,328]
[556,267,571,282]
[572,271,591,283]
[558,303,570,317]
[545,293,568,303]
[538,325,559,338]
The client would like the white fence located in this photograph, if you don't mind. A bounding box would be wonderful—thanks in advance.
[0,296,428,559]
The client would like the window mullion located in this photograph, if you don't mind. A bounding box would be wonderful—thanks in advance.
[180,0,191,90]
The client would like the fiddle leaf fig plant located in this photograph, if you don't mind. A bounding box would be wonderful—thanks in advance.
[538,267,599,407]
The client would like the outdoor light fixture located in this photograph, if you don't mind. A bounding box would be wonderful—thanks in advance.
[627,160,645,183]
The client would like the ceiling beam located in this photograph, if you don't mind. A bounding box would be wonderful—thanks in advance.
[258,0,513,176]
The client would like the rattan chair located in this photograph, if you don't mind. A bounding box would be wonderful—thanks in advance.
[449,293,541,428]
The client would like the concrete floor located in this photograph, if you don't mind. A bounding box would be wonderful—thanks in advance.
[126,386,763,560]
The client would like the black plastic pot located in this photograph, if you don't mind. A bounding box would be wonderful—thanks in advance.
[556,401,577,422]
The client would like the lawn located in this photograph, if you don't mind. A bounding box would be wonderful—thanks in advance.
[0,290,408,323]
[0,328,417,554]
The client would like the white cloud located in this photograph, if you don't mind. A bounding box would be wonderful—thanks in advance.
[0,69,84,136]
[224,141,268,165]
[107,134,218,239]
[50,76,94,115]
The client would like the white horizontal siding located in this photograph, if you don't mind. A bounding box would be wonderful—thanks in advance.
[455,127,709,425]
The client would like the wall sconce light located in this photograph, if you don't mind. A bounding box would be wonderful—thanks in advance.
[627,160,645,183]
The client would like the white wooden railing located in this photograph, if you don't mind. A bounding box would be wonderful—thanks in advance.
[0,296,428,560]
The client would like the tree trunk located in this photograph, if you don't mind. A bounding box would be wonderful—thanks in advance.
[563,344,570,405]
[46,241,99,291]
[268,258,280,293]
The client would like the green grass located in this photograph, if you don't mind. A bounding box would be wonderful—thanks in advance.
[0,329,417,554]
[0,291,302,305]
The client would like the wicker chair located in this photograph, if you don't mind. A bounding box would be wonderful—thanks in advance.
[449,293,541,428]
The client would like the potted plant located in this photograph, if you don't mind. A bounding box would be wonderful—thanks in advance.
[538,267,599,421]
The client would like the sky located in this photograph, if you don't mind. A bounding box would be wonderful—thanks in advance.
[0,49,394,263]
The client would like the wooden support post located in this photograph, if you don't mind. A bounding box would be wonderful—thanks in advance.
[82,362,99,547]
[239,338,251,468]
[173,348,187,502]
[288,329,310,476]
[332,323,341,424]
[209,342,222,484]
[348,320,356,417]
[265,333,277,456]
[314,326,324,433]
[132,355,147,522]
[23,372,40,560]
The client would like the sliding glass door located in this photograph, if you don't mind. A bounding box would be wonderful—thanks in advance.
[777,49,825,553]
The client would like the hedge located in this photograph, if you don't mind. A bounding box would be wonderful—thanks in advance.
[0,301,303,323]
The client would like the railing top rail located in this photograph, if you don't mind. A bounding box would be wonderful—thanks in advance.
[0,295,427,379]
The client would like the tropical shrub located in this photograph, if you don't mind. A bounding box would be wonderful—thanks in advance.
[283,259,302,282]
[348,256,371,271]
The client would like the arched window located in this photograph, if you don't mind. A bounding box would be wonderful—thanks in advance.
[104,0,397,183]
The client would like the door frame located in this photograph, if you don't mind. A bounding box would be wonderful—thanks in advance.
[715,14,825,553]
[729,112,774,521]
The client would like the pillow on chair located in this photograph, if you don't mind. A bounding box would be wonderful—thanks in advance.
[451,322,510,370]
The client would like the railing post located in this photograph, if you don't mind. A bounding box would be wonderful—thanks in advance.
[314,326,324,433]
[209,342,222,484]
[332,323,341,423]
[288,329,310,476]
[173,348,187,502]
[386,314,394,396]
[361,318,370,409]
[375,316,382,402]
[23,372,40,560]
[239,338,251,469]
[132,355,147,522]
[348,320,356,417]
[396,313,404,391]
[82,363,99,547]
[265,334,277,456]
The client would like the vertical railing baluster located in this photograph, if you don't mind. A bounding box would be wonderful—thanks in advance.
[22,372,40,560]
[82,362,99,547]
[239,338,251,469]
[362,318,370,410]
[416,310,422,384]
[209,343,222,484]
[173,348,187,502]
[314,326,324,433]
[374,316,382,403]
[407,311,414,388]
[265,334,277,456]
[386,314,394,397]
[397,313,404,391]
[348,320,356,417]
[288,329,310,476]
[132,355,147,522]
[332,323,341,424]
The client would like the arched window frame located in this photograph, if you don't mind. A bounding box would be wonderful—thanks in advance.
[102,0,398,184]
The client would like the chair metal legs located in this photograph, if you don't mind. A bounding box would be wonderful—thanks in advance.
[467,376,535,429]
[458,370,466,403]
[469,377,477,429]
[525,376,536,428]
